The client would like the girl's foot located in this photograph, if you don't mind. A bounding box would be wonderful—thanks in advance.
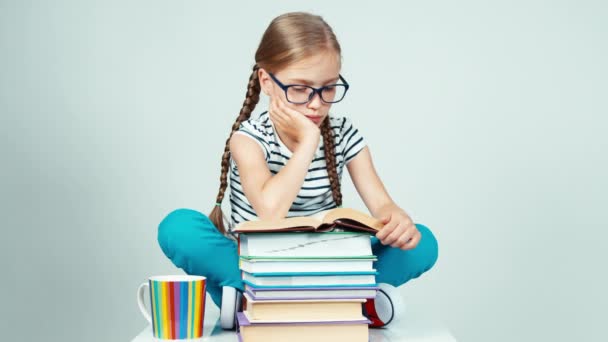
[220,286,243,330]
[363,283,405,328]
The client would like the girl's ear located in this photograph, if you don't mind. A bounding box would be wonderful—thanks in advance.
[258,68,271,96]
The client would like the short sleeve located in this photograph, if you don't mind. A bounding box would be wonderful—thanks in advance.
[233,120,270,161]
[339,116,367,164]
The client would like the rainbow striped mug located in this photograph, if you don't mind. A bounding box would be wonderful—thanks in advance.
[137,275,207,340]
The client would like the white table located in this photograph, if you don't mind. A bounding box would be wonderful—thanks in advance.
[132,296,457,342]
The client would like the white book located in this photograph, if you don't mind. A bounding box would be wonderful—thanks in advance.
[239,258,376,273]
[238,232,372,258]
[241,271,377,287]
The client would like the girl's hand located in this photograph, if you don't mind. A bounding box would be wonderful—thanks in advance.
[269,95,320,144]
[375,204,421,250]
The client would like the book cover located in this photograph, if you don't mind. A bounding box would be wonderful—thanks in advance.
[242,292,367,323]
[236,312,370,342]
[244,284,379,300]
[238,232,373,258]
[239,257,376,273]
[242,279,378,289]
[242,270,377,287]
[237,311,371,326]
[239,255,377,260]
[233,207,383,233]
[244,270,378,277]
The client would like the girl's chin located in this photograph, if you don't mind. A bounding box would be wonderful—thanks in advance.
[306,116,326,126]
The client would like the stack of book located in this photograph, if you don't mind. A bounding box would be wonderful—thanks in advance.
[233,207,384,342]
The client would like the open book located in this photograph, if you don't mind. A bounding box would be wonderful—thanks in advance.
[233,207,383,234]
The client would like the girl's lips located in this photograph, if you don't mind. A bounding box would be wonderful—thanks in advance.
[305,116,323,123]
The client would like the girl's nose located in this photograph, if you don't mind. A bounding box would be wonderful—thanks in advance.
[307,91,324,109]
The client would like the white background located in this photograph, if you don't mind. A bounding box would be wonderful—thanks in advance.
[1,1,606,341]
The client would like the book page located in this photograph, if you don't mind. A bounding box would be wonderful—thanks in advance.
[233,216,321,232]
[320,208,384,231]
[309,209,333,222]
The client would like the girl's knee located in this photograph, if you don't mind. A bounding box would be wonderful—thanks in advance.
[157,208,216,259]
[415,223,439,271]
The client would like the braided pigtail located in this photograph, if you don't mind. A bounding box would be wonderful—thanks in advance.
[321,116,342,207]
[209,64,261,234]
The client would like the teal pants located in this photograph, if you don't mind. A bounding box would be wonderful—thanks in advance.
[158,208,439,308]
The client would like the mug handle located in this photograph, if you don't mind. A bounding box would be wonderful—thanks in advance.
[137,282,152,324]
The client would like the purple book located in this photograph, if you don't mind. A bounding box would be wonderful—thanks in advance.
[236,312,371,327]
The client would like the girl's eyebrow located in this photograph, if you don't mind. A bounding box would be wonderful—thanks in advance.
[287,76,340,85]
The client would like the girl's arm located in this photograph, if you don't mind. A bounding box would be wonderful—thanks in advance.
[230,93,322,220]
[347,146,421,250]
[230,131,319,221]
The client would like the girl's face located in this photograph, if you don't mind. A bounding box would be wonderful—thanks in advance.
[259,51,341,127]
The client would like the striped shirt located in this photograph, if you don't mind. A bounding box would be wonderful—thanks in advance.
[228,110,367,232]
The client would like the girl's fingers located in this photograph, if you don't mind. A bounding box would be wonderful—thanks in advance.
[275,97,291,117]
[401,230,421,250]
[391,226,416,248]
[376,219,396,240]
[272,97,284,117]
[383,223,407,246]
[270,97,279,117]
[380,213,392,225]
[276,97,305,122]
[269,98,287,126]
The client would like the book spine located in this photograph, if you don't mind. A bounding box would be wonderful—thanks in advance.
[245,285,380,292]
[240,255,377,260]
[246,271,379,277]
[237,234,241,255]
[243,280,378,289]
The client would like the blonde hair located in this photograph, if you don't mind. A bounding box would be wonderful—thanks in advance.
[209,12,343,234]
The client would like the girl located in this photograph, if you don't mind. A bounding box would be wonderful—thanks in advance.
[158,12,438,329]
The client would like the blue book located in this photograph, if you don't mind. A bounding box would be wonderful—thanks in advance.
[241,270,378,288]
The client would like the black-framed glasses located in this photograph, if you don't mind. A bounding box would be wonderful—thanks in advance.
[268,72,350,104]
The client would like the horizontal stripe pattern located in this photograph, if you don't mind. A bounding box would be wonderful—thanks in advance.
[229,111,366,230]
